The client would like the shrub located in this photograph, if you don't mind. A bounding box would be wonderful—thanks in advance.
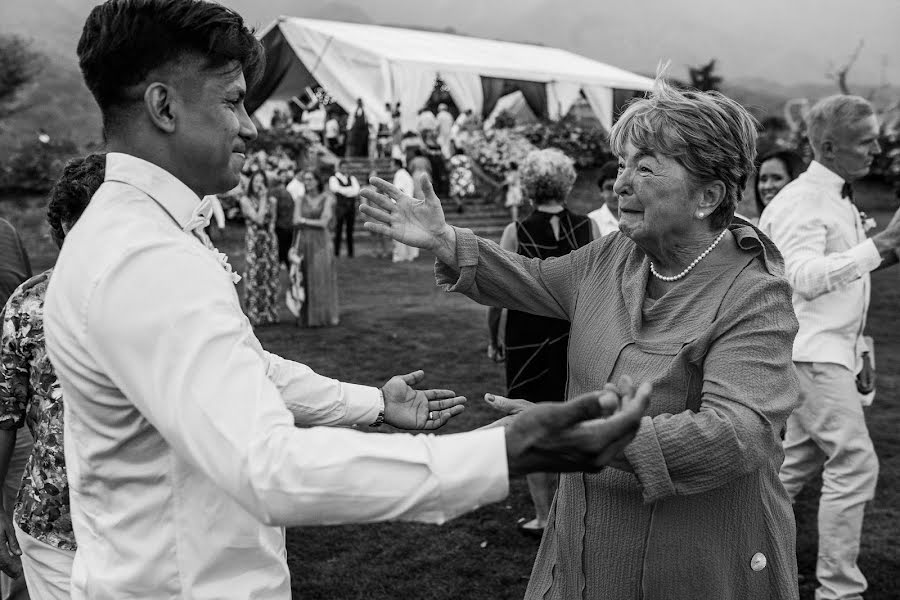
[518,116,612,169]
[0,137,79,193]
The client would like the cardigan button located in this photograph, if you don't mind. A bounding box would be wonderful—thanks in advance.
[751,552,767,571]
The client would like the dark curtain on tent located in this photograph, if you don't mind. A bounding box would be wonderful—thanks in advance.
[245,27,312,115]
[612,88,648,122]
[480,77,548,119]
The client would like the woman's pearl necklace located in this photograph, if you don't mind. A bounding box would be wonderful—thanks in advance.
[650,229,728,282]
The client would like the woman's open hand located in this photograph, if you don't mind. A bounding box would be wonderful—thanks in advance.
[359,174,458,264]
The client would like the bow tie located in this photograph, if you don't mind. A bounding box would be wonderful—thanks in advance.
[841,182,854,201]
[183,196,214,233]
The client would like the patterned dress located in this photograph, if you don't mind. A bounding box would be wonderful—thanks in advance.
[0,269,75,551]
[449,154,475,198]
[243,195,280,326]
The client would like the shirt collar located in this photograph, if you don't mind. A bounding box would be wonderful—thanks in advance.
[104,152,202,230]
[804,160,846,194]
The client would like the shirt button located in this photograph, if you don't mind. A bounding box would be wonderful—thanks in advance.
[751,552,767,572]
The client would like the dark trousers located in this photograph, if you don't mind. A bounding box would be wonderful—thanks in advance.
[334,198,356,257]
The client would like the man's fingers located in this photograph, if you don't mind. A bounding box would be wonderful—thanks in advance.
[359,187,396,212]
[616,375,635,401]
[425,404,465,429]
[426,394,466,410]
[359,203,393,225]
[624,382,652,416]
[590,432,638,469]
[551,390,610,428]
[399,370,425,386]
[597,389,620,418]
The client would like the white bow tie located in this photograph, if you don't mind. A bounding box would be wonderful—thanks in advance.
[183,196,214,233]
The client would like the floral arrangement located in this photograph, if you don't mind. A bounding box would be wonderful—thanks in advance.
[517,116,613,169]
[464,128,538,181]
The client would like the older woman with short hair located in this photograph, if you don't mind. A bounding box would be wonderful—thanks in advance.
[362,78,801,599]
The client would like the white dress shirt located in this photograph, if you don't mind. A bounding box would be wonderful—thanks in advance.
[758,160,881,370]
[43,152,508,600]
[587,203,619,237]
[329,172,360,199]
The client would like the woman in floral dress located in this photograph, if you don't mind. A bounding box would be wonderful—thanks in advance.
[448,146,476,213]
[239,171,280,326]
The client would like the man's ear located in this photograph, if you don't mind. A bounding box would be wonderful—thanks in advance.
[144,82,177,134]
[820,139,835,161]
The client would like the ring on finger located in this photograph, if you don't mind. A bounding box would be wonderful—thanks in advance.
[429,411,434,421]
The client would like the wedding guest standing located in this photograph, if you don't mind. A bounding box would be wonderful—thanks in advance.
[392,159,419,263]
[504,162,523,222]
[41,3,648,598]
[293,171,339,326]
[436,103,454,158]
[587,160,621,236]
[0,219,32,600]
[363,76,803,599]
[329,160,360,258]
[240,170,279,326]
[760,95,898,600]
[448,146,475,214]
[0,154,104,600]
[346,98,369,158]
[753,149,803,222]
[271,172,297,270]
[488,149,598,536]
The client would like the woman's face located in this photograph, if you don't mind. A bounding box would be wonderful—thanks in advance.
[251,174,267,196]
[303,173,319,193]
[757,158,791,206]
[614,140,704,248]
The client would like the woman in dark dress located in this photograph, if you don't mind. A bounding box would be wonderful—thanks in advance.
[488,148,599,534]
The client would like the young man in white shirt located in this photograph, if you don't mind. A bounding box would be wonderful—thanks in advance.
[760,95,900,600]
[41,2,649,598]
[328,160,360,257]
[587,160,620,237]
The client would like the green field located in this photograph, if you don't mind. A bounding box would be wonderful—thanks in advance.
[1,173,898,599]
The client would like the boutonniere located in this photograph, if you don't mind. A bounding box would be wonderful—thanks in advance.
[212,249,241,284]
[859,211,877,232]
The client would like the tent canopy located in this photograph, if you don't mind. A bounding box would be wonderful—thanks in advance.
[248,17,655,131]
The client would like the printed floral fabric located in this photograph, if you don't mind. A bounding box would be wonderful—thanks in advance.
[243,196,280,326]
[449,154,476,198]
[0,269,75,550]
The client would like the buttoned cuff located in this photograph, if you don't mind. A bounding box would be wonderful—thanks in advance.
[430,427,509,523]
[850,238,881,274]
[434,227,479,292]
[340,382,384,427]
[624,417,677,503]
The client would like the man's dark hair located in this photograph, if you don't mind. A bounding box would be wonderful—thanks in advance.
[596,160,619,188]
[77,0,264,131]
[47,153,106,248]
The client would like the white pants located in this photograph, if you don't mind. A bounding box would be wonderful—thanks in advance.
[13,525,72,600]
[1,430,32,600]
[779,362,879,600]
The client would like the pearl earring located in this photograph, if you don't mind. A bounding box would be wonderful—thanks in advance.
[697,211,705,218]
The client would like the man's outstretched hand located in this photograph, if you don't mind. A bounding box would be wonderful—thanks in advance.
[501,377,651,477]
[381,370,467,430]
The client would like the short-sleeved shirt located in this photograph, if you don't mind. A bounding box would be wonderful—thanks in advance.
[0,268,74,551]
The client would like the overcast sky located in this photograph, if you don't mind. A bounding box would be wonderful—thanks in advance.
[5,0,900,87]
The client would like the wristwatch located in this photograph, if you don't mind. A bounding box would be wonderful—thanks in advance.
[369,388,385,428]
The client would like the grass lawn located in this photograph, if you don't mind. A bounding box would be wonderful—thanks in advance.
[1,172,899,599]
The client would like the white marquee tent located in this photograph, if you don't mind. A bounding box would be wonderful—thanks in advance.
[248,17,655,131]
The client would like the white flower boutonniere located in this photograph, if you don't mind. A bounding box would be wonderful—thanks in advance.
[859,211,877,232]
[212,249,241,284]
